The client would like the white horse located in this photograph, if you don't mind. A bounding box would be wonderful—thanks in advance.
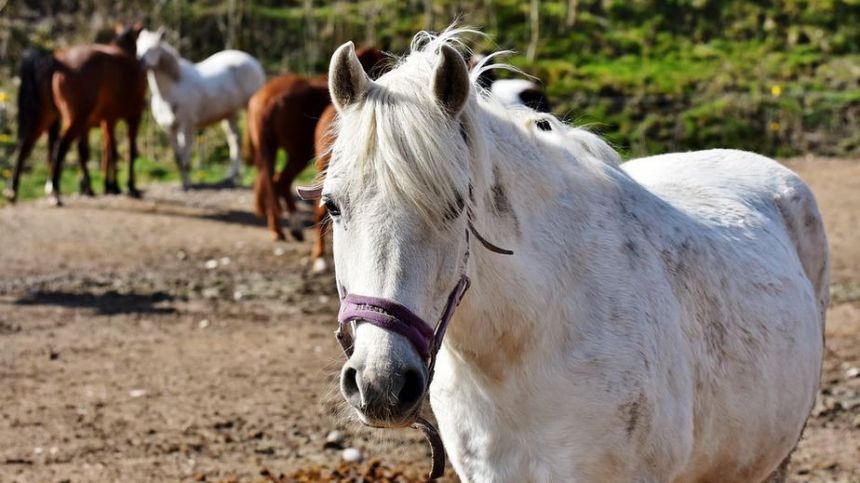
[319,28,828,483]
[136,28,265,188]
[471,54,551,112]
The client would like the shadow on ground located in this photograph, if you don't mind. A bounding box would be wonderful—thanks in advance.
[14,290,175,315]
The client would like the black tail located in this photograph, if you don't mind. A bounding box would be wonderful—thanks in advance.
[17,47,57,145]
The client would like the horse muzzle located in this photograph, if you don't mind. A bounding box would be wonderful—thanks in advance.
[340,346,428,427]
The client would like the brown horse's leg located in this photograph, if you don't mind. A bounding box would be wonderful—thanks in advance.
[76,132,94,196]
[101,121,120,195]
[256,144,285,242]
[126,116,142,198]
[310,148,330,272]
[3,123,49,203]
[275,146,312,242]
[311,201,328,272]
[48,124,82,206]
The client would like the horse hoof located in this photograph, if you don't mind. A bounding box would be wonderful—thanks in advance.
[2,188,16,203]
[273,231,287,242]
[50,197,64,207]
[79,179,94,197]
[311,257,328,274]
[127,188,142,199]
[290,228,305,242]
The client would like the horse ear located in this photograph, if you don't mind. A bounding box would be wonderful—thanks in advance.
[329,41,371,112]
[432,44,470,116]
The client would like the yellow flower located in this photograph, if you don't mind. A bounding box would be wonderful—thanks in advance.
[769,121,781,132]
[770,85,782,97]
[0,91,7,102]
[1,169,11,178]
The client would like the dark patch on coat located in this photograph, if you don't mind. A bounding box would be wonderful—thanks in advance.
[491,183,512,214]
[487,167,520,235]
[620,391,647,437]
[623,239,642,267]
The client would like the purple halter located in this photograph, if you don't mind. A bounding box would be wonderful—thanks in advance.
[337,276,470,361]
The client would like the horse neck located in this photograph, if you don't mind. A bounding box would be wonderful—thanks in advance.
[147,48,183,101]
[445,106,647,382]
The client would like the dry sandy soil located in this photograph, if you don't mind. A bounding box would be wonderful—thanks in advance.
[0,157,857,483]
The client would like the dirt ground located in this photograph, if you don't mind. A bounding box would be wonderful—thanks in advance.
[0,157,857,483]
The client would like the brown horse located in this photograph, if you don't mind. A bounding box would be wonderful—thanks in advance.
[246,47,386,241]
[309,103,338,272]
[4,23,146,205]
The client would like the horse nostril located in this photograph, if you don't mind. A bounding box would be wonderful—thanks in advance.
[397,369,425,412]
[341,366,360,402]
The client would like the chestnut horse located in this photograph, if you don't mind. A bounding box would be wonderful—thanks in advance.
[246,47,386,241]
[3,24,146,205]
[309,103,337,272]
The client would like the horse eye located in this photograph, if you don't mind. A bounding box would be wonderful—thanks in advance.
[322,197,341,217]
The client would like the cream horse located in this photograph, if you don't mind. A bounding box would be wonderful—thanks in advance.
[136,28,265,188]
[320,28,828,483]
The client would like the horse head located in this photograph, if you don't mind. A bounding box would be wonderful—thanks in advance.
[136,28,180,80]
[111,21,144,56]
[322,37,476,428]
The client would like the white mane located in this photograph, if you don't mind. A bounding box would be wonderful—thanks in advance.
[327,27,621,231]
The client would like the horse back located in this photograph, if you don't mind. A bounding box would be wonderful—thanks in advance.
[247,74,331,159]
[52,44,146,123]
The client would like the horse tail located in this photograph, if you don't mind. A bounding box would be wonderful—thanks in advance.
[17,47,57,145]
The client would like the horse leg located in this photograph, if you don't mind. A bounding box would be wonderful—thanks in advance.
[275,146,310,242]
[310,201,328,272]
[172,127,193,190]
[2,123,47,203]
[76,132,94,196]
[221,115,242,185]
[48,125,80,206]
[101,121,120,194]
[255,144,285,241]
[126,116,142,198]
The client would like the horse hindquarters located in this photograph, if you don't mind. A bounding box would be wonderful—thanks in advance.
[6,48,57,202]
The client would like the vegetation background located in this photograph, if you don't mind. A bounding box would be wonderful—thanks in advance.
[1,0,858,200]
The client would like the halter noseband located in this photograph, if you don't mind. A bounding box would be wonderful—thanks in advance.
[297,185,513,479]
[336,275,470,362]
